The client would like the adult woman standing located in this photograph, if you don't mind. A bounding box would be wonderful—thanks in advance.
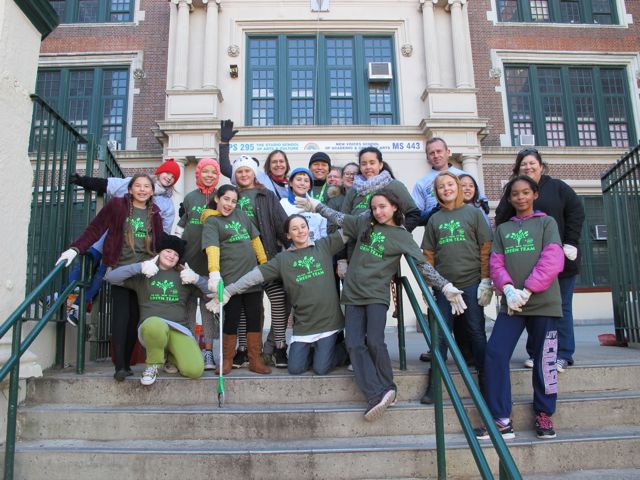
[494,148,585,372]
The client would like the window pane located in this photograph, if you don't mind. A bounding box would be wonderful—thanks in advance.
[497,0,519,21]
[50,0,66,21]
[364,37,394,124]
[248,38,277,125]
[560,0,581,23]
[249,38,277,67]
[538,68,565,146]
[68,71,94,136]
[77,0,99,22]
[505,67,534,142]
[110,0,131,21]
[288,38,315,125]
[570,69,598,146]
[601,69,630,147]
[529,0,550,21]
[330,99,353,125]
[327,38,354,124]
[577,196,610,288]
[592,0,612,24]
[101,70,128,148]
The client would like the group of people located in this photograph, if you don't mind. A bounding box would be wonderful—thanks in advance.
[55,121,585,437]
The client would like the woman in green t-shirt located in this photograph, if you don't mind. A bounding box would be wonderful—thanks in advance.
[297,189,467,422]
[207,214,349,375]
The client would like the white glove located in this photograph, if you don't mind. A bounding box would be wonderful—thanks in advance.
[204,287,231,312]
[563,244,577,261]
[174,226,184,238]
[180,263,199,285]
[140,255,159,278]
[294,195,320,212]
[208,271,221,294]
[336,259,348,279]
[477,278,493,307]
[503,285,531,313]
[55,248,78,267]
[442,283,467,316]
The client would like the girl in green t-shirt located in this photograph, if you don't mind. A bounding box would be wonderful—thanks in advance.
[201,184,271,376]
[297,188,467,422]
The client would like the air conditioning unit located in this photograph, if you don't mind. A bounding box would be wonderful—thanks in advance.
[593,224,607,241]
[368,62,393,82]
[518,134,536,146]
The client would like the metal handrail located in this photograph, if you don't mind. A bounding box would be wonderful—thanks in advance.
[401,256,522,480]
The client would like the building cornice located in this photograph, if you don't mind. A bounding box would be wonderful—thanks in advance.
[14,0,59,39]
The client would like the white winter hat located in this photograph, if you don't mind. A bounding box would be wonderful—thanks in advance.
[232,155,259,180]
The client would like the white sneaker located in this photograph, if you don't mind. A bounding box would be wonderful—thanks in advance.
[163,362,178,374]
[66,305,79,327]
[141,364,158,385]
[203,350,216,370]
[523,358,534,369]
[347,364,354,371]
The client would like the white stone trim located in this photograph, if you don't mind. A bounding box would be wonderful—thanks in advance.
[564,179,603,195]
[490,49,640,147]
[38,51,144,151]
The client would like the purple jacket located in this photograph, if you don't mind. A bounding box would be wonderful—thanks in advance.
[71,195,163,267]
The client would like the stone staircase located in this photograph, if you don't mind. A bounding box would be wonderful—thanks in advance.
[7,362,640,479]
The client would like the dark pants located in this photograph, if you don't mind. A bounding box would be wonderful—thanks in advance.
[67,247,106,304]
[111,285,139,371]
[485,313,558,418]
[223,291,263,335]
[435,282,486,371]
[526,275,576,364]
[345,304,394,406]
[288,332,348,375]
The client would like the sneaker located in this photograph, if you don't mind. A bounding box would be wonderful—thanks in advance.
[140,364,159,386]
[347,363,354,371]
[163,362,178,374]
[233,348,248,369]
[364,389,395,422]
[389,389,398,407]
[523,357,534,369]
[273,347,288,368]
[419,351,432,362]
[556,359,568,373]
[535,412,556,439]
[66,305,79,327]
[474,419,515,440]
[113,369,129,382]
[203,350,216,370]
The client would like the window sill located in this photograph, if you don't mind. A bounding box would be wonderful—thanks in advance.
[495,21,625,29]
[575,287,611,293]
[57,21,137,28]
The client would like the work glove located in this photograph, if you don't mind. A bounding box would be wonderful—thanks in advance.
[55,248,78,267]
[205,287,231,312]
[503,285,531,313]
[336,259,348,279]
[294,195,320,212]
[220,119,238,143]
[208,271,221,294]
[442,283,467,316]
[69,173,108,194]
[563,244,577,261]
[477,278,493,307]
[180,263,199,285]
[141,255,159,278]
[174,226,184,238]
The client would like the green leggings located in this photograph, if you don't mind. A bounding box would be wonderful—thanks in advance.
[140,316,204,379]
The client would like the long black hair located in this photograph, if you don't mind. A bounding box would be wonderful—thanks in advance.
[357,147,396,179]
[511,147,549,179]
[208,183,239,209]
[360,188,405,243]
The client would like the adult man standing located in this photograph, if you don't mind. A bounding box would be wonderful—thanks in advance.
[308,151,331,203]
[412,137,487,218]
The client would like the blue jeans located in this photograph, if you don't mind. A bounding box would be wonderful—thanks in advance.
[435,282,486,371]
[526,275,576,364]
[288,332,347,375]
[67,247,106,305]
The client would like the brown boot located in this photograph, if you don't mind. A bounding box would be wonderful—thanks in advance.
[247,332,271,374]
[217,334,236,375]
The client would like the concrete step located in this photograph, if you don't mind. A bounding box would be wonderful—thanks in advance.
[26,363,640,407]
[525,469,640,479]
[18,391,640,441]
[9,427,640,480]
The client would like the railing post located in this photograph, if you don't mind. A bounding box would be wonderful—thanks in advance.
[429,308,446,479]
[395,268,406,370]
[4,321,22,480]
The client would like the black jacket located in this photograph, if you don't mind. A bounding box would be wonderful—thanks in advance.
[495,175,585,278]
[252,187,290,260]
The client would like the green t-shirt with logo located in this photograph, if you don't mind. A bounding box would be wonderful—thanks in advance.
[422,205,492,289]
[118,206,152,267]
[202,209,261,292]
[493,214,562,317]
[259,232,345,336]
[124,268,194,326]
[341,215,424,307]
[342,180,417,216]
[237,188,259,230]
[178,189,209,275]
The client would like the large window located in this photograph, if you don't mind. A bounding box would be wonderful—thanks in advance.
[34,67,129,149]
[497,0,616,24]
[576,196,610,289]
[246,34,398,126]
[504,65,635,147]
[49,0,133,23]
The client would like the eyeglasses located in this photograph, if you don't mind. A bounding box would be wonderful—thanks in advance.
[343,172,357,178]
[518,147,539,156]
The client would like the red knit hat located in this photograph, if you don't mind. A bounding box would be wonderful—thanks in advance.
[155,159,181,184]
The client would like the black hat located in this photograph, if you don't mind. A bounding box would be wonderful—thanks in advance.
[309,151,331,168]
[159,233,186,261]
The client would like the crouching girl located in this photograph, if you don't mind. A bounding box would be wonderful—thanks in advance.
[104,235,207,385]
[208,214,348,375]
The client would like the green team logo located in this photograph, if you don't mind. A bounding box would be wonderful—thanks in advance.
[438,219,466,245]
[225,220,250,242]
[354,192,373,210]
[237,197,255,217]
[359,231,386,259]
[150,279,179,302]
[127,217,146,239]
[293,255,325,282]
[189,204,205,225]
[504,229,535,254]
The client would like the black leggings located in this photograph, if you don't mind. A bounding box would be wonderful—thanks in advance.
[223,291,263,335]
[110,285,139,371]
